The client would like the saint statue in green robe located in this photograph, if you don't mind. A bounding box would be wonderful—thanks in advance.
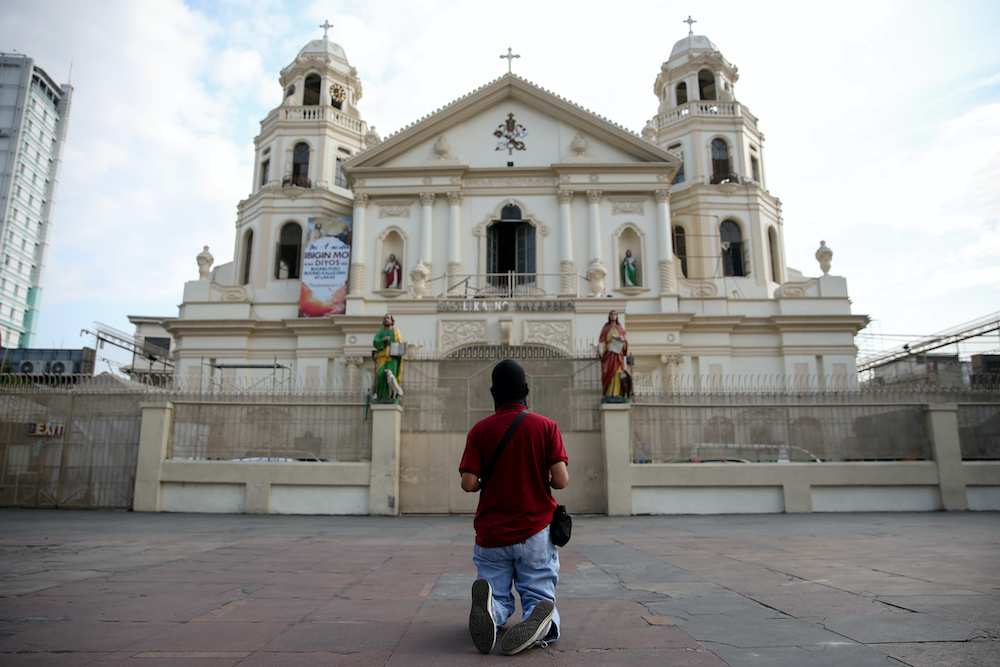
[373,313,403,399]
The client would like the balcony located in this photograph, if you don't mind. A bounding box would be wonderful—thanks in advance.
[419,272,596,300]
[282,175,311,188]
[260,106,364,134]
[657,101,758,130]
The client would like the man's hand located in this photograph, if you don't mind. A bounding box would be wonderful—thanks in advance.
[461,472,481,493]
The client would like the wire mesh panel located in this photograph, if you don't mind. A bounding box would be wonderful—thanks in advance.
[957,403,1000,460]
[631,395,934,463]
[0,388,142,508]
[401,355,602,434]
[168,398,370,462]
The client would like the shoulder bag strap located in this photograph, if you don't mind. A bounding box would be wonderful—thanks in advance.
[479,409,528,492]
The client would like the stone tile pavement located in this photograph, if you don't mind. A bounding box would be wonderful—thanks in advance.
[0,510,998,666]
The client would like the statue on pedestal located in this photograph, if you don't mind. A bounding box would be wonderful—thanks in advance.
[598,310,630,400]
[373,313,404,400]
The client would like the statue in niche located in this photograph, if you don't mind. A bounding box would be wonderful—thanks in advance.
[196,246,213,280]
[598,310,630,400]
[384,253,402,289]
[373,313,404,400]
[622,249,638,287]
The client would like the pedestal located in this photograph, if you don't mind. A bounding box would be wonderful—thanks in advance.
[369,402,403,516]
[600,402,632,516]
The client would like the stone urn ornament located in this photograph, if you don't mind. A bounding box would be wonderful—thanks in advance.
[196,245,214,280]
[586,259,608,297]
[433,135,451,160]
[815,241,833,275]
[409,260,430,298]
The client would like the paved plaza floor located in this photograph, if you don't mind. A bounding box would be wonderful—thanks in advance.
[0,509,998,666]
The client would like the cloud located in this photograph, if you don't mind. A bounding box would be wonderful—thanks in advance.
[3,0,999,349]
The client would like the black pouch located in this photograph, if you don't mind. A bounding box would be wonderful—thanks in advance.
[550,504,572,547]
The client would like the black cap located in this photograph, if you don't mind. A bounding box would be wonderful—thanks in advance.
[490,359,529,407]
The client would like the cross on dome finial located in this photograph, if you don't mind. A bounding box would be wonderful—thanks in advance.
[500,47,520,74]
[319,20,333,39]
[683,15,697,35]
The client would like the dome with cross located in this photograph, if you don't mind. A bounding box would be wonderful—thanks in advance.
[297,38,349,63]
[668,34,720,60]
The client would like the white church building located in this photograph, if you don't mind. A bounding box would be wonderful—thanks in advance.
[134,25,867,392]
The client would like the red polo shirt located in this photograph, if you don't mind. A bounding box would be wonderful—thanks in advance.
[459,403,569,548]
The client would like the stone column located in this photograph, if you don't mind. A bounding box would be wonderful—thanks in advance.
[558,190,575,295]
[587,189,603,263]
[370,402,404,516]
[447,192,463,295]
[585,190,607,296]
[420,192,435,275]
[349,193,369,295]
[655,188,676,293]
[601,402,632,516]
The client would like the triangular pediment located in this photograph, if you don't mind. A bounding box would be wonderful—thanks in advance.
[345,75,679,173]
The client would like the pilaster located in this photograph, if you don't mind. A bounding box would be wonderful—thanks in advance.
[420,192,435,271]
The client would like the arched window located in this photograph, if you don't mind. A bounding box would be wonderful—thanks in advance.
[675,81,688,105]
[720,220,746,277]
[242,230,254,285]
[710,138,732,184]
[698,69,716,101]
[303,74,321,106]
[292,143,310,187]
[672,225,688,278]
[275,222,302,279]
[768,227,780,283]
[487,204,535,290]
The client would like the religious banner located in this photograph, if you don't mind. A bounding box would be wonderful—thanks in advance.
[299,216,353,318]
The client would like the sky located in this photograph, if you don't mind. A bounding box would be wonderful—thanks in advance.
[2,0,999,359]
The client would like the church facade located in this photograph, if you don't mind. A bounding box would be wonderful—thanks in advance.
[138,28,867,392]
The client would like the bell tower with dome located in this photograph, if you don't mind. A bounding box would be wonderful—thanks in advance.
[645,18,786,293]
[219,23,371,304]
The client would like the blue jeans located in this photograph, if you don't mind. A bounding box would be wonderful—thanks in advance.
[473,525,561,640]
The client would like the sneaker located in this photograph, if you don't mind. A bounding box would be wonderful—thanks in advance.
[469,578,496,653]
[501,600,555,656]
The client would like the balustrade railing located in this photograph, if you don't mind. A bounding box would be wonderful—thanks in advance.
[430,272,588,300]
[260,106,364,133]
[657,100,758,129]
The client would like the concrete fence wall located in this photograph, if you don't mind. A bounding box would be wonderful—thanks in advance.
[132,399,1000,515]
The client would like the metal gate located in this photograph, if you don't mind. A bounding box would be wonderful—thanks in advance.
[0,383,143,508]
[398,350,604,513]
